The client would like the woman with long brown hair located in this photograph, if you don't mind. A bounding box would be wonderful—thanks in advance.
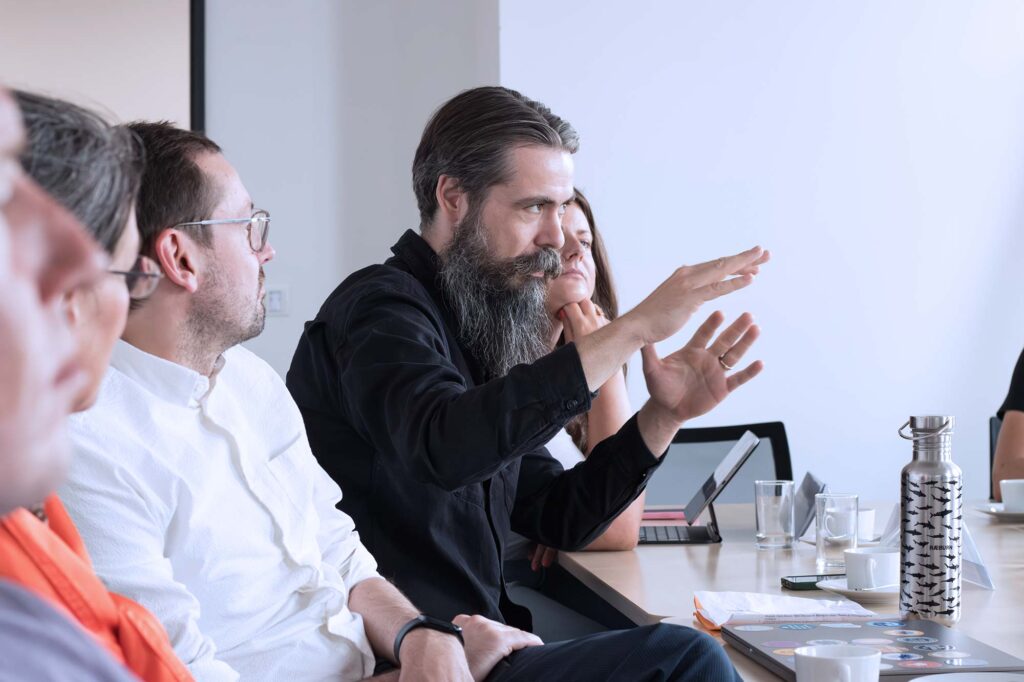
[505,188,643,577]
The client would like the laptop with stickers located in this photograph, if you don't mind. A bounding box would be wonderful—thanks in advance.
[722,618,1024,680]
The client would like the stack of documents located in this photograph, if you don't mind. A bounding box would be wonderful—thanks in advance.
[691,591,878,630]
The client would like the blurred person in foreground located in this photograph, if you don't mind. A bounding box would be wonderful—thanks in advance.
[0,88,187,680]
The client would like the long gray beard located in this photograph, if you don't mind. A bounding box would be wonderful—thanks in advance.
[438,212,561,378]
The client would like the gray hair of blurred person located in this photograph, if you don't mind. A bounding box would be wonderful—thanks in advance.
[14,90,142,254]
[412,85,579,229]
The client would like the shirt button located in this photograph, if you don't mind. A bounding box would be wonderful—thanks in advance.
[565,398,578,409]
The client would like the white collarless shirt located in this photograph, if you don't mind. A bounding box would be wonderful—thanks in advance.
[61,340,380,681]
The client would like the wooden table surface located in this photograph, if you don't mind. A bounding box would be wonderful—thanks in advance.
[561,502,1024,680]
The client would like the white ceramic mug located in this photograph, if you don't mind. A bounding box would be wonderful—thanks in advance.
[1001,479,1024,512]
[794,644,880,682]
[844,547,899,591]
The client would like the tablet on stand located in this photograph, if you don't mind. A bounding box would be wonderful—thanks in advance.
[639,430,760,545]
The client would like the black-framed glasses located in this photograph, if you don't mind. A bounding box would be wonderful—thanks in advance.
[109,254,163,300]
[173,209,271,253]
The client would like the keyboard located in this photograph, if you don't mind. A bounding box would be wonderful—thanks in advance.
[638,525,689,544]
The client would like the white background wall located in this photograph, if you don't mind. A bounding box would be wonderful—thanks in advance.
[205,0,498,375]
[500,1,1024,500]
[205,1,1024,502]
[14,3,1022,500]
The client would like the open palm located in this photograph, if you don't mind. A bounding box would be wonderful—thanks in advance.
[642,311,763,422]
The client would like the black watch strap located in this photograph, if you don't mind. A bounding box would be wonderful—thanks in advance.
[393,615,464,663]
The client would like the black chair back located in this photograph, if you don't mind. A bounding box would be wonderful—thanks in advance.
[990,416,1002,500]
[643,421,792,506]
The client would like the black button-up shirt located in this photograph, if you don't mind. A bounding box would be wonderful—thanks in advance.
[286,230,661,629]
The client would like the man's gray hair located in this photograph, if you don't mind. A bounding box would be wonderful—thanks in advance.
[15,90,143,253]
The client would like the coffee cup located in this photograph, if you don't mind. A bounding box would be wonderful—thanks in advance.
[1001,479,1024,512]
[844,547,899,591]
[795,644,880,682]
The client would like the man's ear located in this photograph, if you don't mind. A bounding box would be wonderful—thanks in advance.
[153,229,200,294]
[63,289,82,328]
[435,174,469,225]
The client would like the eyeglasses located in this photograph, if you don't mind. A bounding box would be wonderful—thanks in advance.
[173,209,271,253]
[109,254,163,300]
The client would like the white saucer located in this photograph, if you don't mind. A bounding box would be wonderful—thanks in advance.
[798,535,882,546]
[976,503,1024,522]
[816,577,898,605]
[909,674,1024,681]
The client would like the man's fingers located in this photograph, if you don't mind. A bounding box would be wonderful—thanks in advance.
[694,273,754,303]
[507,630,544,650]
[719,324,760,366]
[640,343,660,374]
[541,547,557,568]
[453,614,470,627]
[686,311,724,349]
[725,361,764,392]
[683,246,764,288]
[731,249,771,276]
[708,313,754,356]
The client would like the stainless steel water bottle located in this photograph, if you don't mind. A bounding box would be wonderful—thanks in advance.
[898,416,962,625]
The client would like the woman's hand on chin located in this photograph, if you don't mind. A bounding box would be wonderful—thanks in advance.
[559,298,607,344]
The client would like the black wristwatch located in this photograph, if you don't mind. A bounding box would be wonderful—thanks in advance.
[393,615,464,663]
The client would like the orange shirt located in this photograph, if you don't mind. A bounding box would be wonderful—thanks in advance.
[0,495,192,682]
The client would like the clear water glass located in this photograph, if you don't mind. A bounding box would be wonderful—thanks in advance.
[754,480,795,549]
[815,493,858,572]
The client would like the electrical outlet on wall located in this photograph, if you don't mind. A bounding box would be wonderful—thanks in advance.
[265,285,289,316]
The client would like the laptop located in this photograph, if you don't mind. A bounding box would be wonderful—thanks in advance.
[638,430,760,544]
[722,617,1024,681]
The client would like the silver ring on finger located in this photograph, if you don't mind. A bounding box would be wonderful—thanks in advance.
[718,354,734,371]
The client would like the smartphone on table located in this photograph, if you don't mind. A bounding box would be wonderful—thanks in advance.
[780,574,845,591]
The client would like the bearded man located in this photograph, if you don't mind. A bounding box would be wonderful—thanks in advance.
[287,86,767,680]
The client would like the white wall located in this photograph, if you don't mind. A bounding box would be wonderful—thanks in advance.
[500,1,1024,500]
[0,0,191,125]
[205,0,498,374]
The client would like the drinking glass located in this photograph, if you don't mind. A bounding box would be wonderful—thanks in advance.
[815,493,858,572]
[754,480,795,549]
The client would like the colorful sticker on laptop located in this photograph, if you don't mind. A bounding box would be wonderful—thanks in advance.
[806,639,846,646]
[875,646,908,654]
[882,653,923,661]
[733,625,773,632]
[885,629,923,637]
[898,637,938,644]
[868,621,904,628]
[897,661,942,669]
[772,649,797,657]
[914,644,955,652]
[779,624,814,630]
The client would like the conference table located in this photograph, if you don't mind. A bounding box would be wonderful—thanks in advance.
[561,502,1024,680]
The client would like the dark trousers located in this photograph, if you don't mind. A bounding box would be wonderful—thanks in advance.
[484,623,741,682]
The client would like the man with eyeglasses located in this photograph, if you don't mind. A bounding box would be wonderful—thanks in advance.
[60,121,537,682]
